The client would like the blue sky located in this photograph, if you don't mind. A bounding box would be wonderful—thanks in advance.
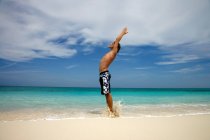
[0,0,210,88]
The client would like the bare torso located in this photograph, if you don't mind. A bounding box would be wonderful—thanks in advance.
[99,50,117,72]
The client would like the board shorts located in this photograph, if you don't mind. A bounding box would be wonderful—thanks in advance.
[99,70,111,95]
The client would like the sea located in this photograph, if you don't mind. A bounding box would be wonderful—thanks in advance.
[0,86,210,121]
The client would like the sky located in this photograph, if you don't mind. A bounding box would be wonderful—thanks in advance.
[0,0,210,88]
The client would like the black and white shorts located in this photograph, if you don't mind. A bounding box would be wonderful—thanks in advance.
[99,71,111,95]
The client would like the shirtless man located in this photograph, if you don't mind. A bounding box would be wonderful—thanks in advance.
[99,27,128,115]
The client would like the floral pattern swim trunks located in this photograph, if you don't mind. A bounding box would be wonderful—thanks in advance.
[99,71,111,95]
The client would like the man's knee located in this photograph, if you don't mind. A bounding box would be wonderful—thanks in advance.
[105,93,111,97]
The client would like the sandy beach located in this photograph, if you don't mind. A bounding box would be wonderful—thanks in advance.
[0,114,210,140]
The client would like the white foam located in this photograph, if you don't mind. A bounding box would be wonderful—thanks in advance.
[113,101,122,117]
[1,102,210,122]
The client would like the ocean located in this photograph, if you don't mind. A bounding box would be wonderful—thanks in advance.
[0,86,210,121]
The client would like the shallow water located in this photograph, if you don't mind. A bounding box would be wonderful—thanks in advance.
[0,87,210,121]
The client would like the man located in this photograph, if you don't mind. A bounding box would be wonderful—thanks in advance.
[99,27,128,116]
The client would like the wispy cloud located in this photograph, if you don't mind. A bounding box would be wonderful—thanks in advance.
[116,58,130,61]
[119,51,141,56]
[135,67,153,70]
[171,66,202,73]
[66,64,78,69]
[82,46,95,55]
[0,70,44,74]
[156,54,199,65]
[0,63,17,69]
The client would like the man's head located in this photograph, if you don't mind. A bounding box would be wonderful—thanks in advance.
[109,41,121,53]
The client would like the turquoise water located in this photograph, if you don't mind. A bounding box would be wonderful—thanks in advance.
[0,86,210,120]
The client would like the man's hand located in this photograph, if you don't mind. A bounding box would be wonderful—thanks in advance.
[115,27,128,44]
[122,27,128,35]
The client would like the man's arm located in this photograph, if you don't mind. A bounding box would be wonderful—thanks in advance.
[116,27,128,42]
[113,27,128,48]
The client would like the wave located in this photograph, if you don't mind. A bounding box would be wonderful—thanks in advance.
[1,102,210,122]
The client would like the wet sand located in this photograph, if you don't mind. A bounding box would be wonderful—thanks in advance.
[0,115,210,140]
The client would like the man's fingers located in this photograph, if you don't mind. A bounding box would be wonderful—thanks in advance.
[124,27,128,34]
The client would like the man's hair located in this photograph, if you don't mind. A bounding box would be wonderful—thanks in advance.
[117,43,121,53]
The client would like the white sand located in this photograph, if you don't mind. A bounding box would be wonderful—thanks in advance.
[0,115,210,140]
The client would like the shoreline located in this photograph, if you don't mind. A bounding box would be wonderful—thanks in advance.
[1,114,210,140]
[1,111,210,122]
[1,102,210,122]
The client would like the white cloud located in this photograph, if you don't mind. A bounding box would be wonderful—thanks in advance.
[135,67,153,70]
[115,58,130,61]
[0,62,17,69]
[119,51,142,57]
[0,0,77,61]
[66,64,78,69]
[156,54,200,65]
[157,42,210,65]
[171,66,202,73]
[0,0,210,62]
[0,70,44,74]
[29,0,210,44]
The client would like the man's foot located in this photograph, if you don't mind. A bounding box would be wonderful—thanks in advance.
[107,107,119,118]
[113,101,121,117]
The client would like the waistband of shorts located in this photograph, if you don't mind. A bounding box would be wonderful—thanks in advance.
[99,70,109,75]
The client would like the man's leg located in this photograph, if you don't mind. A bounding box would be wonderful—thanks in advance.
[105,93,113,112]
